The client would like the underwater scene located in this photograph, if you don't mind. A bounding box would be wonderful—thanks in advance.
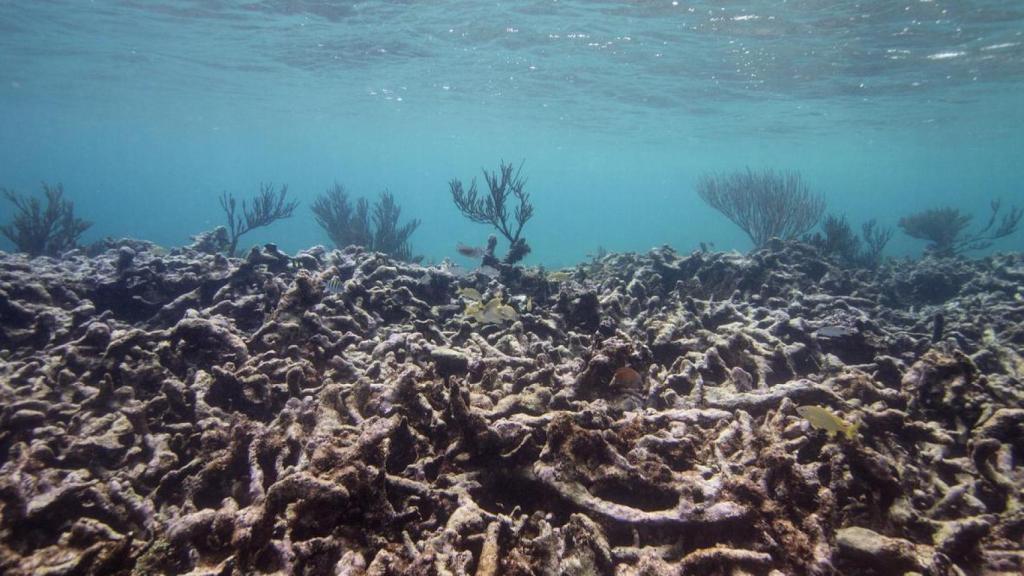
[1,1,1023,574]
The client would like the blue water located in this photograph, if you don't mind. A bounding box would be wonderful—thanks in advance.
[1,1,1022,265]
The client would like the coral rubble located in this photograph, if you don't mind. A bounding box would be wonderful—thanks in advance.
[0,240,1022,575]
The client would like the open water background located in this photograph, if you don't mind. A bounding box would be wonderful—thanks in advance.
[1,1,1022,265]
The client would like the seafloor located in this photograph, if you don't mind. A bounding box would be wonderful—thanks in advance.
[0,239,1022,575]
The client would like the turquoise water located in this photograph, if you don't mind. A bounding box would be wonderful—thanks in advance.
[1,1,1021,265]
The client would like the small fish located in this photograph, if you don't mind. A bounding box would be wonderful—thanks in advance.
[510,294,532,313]
[796,405,858,440]
[610,367,643,390]
[456,243,485,258]
[931,313,945,343]
[437,258,468,277]
[458,287,483,301]
[609,367,644,411]
[547,270,572,282]
[325,277,344,294]
[496,303,518,321]
[466,297,518,324]
[816,326,856,338]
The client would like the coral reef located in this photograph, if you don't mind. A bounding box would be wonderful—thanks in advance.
[0,239,1022,575]
[1,183,92,257]
[312,184,421,262]
[697,168,826,248]
[218,183,298,257]
[186,226,232,255]
[449,161,534,266]
[899,200,1022,257]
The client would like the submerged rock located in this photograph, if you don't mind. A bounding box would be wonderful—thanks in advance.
[430,346,470,378]
[835,526,925,572]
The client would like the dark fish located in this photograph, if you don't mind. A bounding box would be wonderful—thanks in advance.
[610,367,644,411]
[456,243,484,258]
[610,367,643,390]
[932,313,944,343]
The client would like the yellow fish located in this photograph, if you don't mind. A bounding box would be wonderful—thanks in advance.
[458,287,483,301]
[796,405,858,440]
[547,271,572,282]
[465,297,518,324]
[496,303,518,322]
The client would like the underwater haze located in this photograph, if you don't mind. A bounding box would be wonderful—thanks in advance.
[1,0,1023,263]
[6,3,1024,575]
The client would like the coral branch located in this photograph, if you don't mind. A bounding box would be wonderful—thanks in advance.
[218,183,297,256]
[449,160,534,264]
[371,190,420,262]
[678,546,773,571]
[311,182,371,249]
[312,185,420,261]
[806,214,892,268]
[524,464,749,530]
[1,183,91,257]
[697,168,825,248]
[899,200,1022,257]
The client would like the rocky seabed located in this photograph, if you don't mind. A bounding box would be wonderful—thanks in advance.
[0,239,1022,575]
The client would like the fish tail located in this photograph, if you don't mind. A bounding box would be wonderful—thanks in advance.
[845,422,859,441]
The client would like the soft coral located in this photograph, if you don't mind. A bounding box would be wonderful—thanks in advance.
[1,182,91,257]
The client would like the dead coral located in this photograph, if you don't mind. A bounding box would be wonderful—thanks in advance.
[0,241,1022,575]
